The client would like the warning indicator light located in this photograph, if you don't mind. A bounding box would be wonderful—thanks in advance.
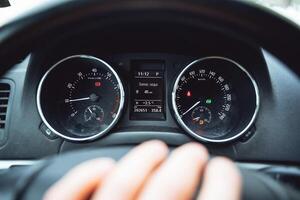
[206,99,212,104]
[199,120,204,125]
[186,91,192,97]
[95,82,101,87]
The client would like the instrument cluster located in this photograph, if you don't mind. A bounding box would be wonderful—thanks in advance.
[37,54,259,143]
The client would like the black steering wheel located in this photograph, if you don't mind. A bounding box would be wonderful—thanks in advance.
[0,0,299,200]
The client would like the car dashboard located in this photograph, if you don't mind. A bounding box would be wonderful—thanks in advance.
[0,19,299,169]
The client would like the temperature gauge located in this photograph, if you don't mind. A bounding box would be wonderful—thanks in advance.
[84,105,104,123]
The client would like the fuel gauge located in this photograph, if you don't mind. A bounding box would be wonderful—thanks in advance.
[191,106,212,127]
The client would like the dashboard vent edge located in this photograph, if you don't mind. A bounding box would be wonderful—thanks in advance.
[0,83,10,129]
[0,81,13,144]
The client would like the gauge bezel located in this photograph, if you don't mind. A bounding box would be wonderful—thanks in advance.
[172,56,260,143]
[37,55,125,142]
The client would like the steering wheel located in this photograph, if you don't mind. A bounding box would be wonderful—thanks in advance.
[0,0,299,200]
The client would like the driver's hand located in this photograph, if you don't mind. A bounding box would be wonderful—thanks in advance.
[43,141,241,200]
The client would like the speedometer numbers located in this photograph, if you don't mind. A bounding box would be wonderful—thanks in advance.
[175,68,234,138]
[37,55,124,141]
[172,57,259,143]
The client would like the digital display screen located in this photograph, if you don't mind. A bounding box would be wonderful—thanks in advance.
[130,60,165,120]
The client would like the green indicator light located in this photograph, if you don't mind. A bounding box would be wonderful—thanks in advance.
[206,99,212,104]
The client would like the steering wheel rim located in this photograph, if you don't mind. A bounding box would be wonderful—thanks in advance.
[5,145,293,200]
[0,0,299,77]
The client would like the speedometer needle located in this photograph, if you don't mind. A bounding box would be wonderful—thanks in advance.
[69,97,90,102]
[182,101,200,116]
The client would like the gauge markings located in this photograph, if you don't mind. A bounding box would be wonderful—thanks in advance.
[38,55,124,141]
[173,61,234,140]
[172,57,259,143]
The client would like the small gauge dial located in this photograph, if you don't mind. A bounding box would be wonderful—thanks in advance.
[172,57,259,142]
[84,105,104,123]
[191,106,212,127]
[37,55,124,141]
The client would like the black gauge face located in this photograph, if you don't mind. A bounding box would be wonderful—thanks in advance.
[172,57,258,142]
[37,55,124,141]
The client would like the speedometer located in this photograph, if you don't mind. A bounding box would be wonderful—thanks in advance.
[172,57,259,143]
[37,55,124,141]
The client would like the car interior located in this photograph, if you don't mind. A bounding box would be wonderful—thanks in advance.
[0,0,299,199]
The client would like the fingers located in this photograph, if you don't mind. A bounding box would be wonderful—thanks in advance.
[44,141,241,200]
[138,143,209,200]
[92,140,168,200]
[197,157,242,200]
[43,158,115,200]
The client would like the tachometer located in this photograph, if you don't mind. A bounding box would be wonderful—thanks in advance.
[37,55,124,141]
[172,57,259,143]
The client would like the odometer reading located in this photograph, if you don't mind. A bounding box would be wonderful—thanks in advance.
[130,60,165,120]
[172,57,259,142]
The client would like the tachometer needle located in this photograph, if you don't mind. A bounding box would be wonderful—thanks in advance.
[69,97,90,102]
[182,101,200,116]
